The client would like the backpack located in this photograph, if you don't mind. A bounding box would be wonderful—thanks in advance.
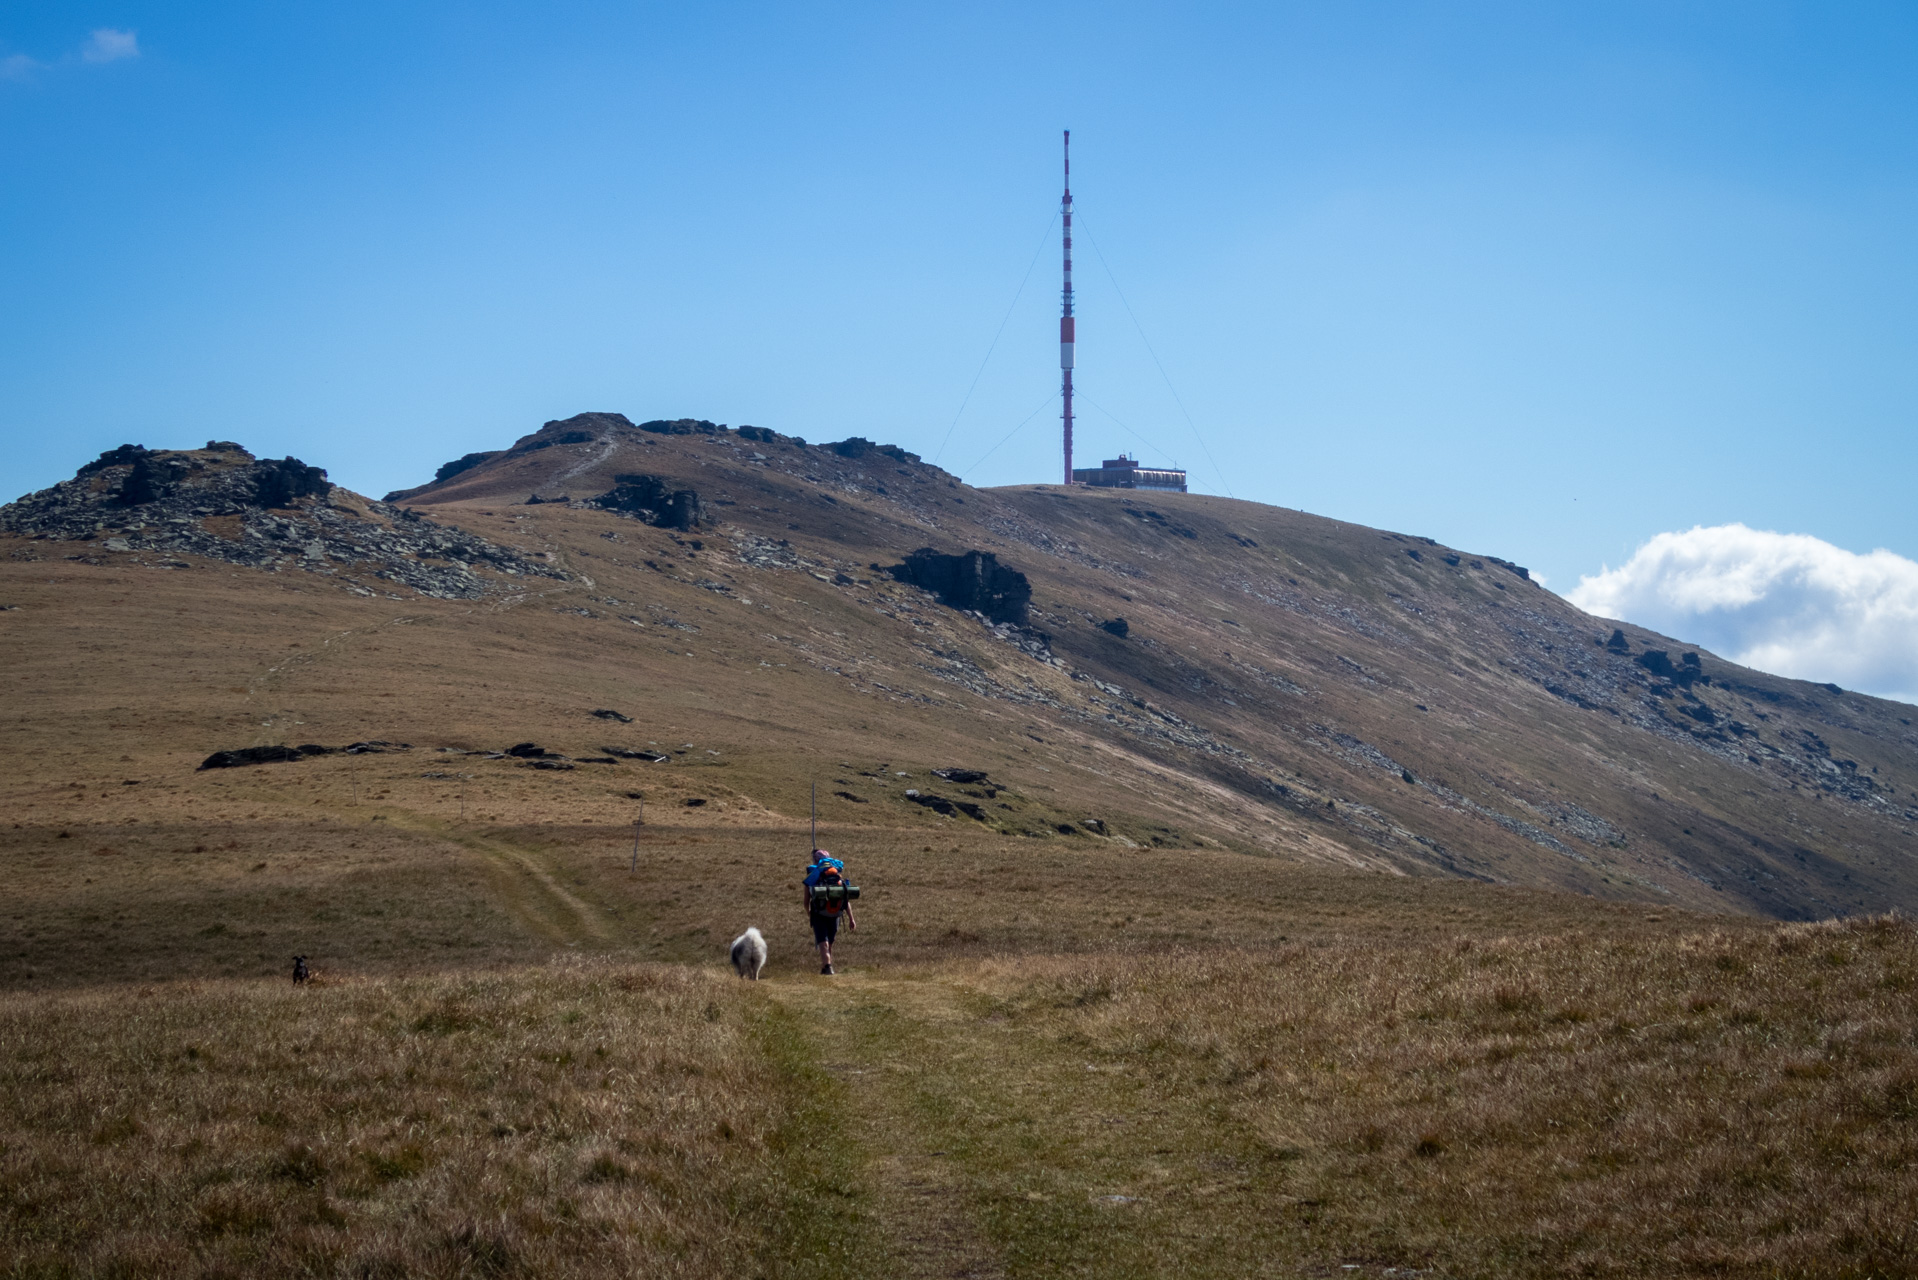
[811,861,848,915]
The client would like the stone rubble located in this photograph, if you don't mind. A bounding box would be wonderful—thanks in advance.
[0,442,564,599]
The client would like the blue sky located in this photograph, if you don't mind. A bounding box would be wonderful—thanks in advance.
[4,1,1917,606]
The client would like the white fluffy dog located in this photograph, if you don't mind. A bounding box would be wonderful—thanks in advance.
[729,926,767,980]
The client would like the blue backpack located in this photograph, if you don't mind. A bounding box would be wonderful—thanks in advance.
[805,856,848,914]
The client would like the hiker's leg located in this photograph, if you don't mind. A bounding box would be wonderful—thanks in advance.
[812,913,838,973]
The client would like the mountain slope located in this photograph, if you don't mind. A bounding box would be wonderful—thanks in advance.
[6,412,1915,920]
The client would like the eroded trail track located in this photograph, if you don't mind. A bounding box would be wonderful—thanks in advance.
[770,974,1010,1280]
[762,964,1302,1280]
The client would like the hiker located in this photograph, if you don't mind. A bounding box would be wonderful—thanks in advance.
[802,848,857,975]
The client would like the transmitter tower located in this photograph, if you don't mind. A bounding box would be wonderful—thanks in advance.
[1060,130,1075,484]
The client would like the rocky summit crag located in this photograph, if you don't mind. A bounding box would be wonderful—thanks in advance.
[1,442,564,599]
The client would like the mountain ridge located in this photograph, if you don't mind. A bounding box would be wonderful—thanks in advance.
[6,411,1916,921]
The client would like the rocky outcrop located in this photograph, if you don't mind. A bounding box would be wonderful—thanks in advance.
[888,548,1031,626]
[903,789,988,821]
[508,413,634,452]
[1487,556,1534,583]
[435,451,503,483]
[199,741,408,769]
[737,425,807,446]
[1,443,563,599]
[592,474,707,531]
[64,443,333,511]
[252,457,333,508]
[383,449,505,501]
[1637,649,1708,687]
[637,417,722,436]
[828,437,920,463]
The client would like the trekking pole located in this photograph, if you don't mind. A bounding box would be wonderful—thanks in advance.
[630,797,643,874]
[811,780,817,852]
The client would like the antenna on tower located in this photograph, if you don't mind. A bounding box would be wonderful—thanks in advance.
[1060,129,1075,485]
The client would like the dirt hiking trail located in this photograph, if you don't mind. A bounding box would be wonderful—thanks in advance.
[771,972,1010,1280]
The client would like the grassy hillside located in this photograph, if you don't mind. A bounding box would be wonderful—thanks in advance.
[3,418,1917,1275]
[6,415,1916,918]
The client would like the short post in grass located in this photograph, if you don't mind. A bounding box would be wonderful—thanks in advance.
[630,804,643,874]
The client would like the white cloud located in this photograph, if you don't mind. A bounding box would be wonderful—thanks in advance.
[81,28,138,64]
[1567,524,1918,704]
[0,52,39,80]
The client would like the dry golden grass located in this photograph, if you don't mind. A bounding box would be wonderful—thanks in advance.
[3,809,1731,990]
[1,820,550,989]
[2,835,1912,1277]
[0,960,877,1279]
[880,914,1918,1277]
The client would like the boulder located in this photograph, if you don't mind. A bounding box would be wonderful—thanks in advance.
[1487,556,1533,582]
[194,741,388,769]
[888,548,1031,626]
[119,453,173,505]
[593,474,707,531]
[905,790,987,821]
[198,745,306,770]
[252,457,332,508]
[77,444,151,477]
[1636,650,1680,680]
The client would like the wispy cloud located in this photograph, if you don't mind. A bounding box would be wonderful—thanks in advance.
[1567,524,1918,704]
[81,28,138,64]
[1,29,138,82]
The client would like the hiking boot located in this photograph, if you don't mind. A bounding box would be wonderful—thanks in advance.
[821,964,835,975]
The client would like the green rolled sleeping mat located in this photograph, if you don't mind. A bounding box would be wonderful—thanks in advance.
[809,883,861,903]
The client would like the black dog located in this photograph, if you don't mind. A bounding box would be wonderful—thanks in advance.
[292,955,310,985]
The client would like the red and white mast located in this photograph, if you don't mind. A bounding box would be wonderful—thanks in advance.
[1060,129,1075,484]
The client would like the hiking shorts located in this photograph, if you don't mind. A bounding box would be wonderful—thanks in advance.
[810,912,840,945]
